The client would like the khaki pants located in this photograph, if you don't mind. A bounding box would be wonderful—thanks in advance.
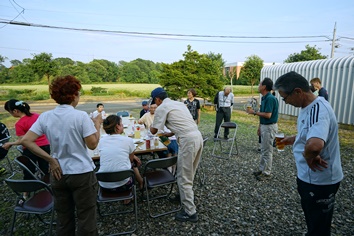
[51,171,98,236]
[259,124,277,175]
[176,131,203,216]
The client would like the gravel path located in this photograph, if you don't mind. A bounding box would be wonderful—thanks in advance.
[0,114,353,236]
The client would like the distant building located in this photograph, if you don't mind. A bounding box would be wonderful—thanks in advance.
[224,62,280,79]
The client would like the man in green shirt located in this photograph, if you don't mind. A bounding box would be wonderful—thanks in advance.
[247,78,279,180]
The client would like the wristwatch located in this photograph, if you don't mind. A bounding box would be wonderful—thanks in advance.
[254,111,257,116]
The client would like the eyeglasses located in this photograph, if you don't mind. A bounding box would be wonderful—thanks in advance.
[282,89,295,102]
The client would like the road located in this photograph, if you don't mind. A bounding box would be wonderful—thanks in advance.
[28,96,257,114]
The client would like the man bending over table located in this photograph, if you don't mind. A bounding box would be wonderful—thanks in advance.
[149,87,203,223]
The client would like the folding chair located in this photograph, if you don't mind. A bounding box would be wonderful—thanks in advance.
[0,123,13,175]
[96,169,137,235]
[14,155,50,184]
[195,137,208,186]
[142,155,181,218]
[212,122,239,159]
[5,178,54,236]
[0,144,14,175]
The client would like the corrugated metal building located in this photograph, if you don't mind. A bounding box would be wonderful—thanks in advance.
[260,56,354,125]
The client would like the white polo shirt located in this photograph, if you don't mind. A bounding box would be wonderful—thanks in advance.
[30,105,97,175]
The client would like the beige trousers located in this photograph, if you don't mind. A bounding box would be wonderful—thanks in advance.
[176,130,203,216]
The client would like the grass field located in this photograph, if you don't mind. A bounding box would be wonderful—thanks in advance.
[0,84,255,101]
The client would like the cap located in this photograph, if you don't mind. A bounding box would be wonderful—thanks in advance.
[142,101,148,106]
[151,87,166,100]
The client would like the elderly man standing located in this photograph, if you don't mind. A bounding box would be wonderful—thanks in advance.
[149,87,203,223]
[247,78,279,181]
[275,71,343,236]
[213,87,234,139]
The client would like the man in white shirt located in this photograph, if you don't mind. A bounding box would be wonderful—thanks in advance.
[213,87,234,139]
[274,71,343,236]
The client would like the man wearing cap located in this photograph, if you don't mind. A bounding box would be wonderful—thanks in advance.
[140,100,149,118]
[150,87,203,223]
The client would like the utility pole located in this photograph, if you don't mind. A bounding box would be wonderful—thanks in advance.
[330,22,337,58]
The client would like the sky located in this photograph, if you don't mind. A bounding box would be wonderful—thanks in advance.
[1,0,353,67]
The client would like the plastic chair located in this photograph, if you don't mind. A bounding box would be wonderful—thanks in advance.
[195,137,208,186]
[212,122,239,159]
[96,169,137,235]
[142,155,181,218]
[5,178,54,236]
[14,155,50,184]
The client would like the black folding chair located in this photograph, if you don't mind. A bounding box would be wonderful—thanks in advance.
[96,169,138,235]
[142,155,181,218]
[5,178,54,236]
[195,137,208,186]
[212,122,239,159]
[14,155,50,184]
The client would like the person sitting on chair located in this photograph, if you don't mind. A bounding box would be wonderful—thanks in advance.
[97,115,143,197]
[140,100,149,118]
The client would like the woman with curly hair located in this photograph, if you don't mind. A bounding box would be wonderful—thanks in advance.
[21,75,102,235]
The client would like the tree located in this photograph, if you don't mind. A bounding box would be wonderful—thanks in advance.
[284,45,327,63]
[239,55,264,95]
[53,57,75,67]
[86,61,107,83]
[8,64,38,83]
[10,60,22,66]
[30,53,57,86]
[0,55,7,65]
[159,45,224,101]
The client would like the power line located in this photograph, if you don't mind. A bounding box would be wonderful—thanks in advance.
[0,19,331,42]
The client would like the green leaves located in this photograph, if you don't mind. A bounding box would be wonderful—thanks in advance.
[159,46,224,101]
[284,45,327,63]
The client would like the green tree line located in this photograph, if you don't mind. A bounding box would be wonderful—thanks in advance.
[0,54,163,85]
[0,44,326,101]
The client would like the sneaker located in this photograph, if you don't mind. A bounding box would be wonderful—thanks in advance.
[175,209,198,223]
[224,135,229,139]
[0,167,7,175]
[252,171,262,176]
[256,173,271,181]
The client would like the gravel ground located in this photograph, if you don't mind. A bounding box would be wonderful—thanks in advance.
[0,114,353,236]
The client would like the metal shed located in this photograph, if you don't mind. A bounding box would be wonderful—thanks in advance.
[261,56,354,125]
